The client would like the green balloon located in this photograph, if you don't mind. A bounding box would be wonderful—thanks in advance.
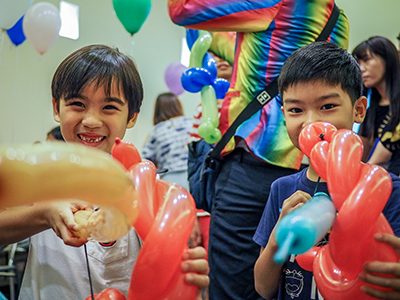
[112,0,151,35]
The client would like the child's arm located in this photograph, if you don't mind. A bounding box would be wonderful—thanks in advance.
[0,201,88,247]
[360,233,400,298]
[367,141,392,166]
[254,190,311,299]
[181,246,209,288]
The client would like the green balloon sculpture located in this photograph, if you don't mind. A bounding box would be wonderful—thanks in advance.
[112,0,151,35]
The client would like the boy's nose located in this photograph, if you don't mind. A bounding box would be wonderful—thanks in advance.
[82,112,102,128]
[303,113,319,128]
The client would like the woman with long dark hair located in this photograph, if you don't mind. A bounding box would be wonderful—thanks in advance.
[353,36,400,174]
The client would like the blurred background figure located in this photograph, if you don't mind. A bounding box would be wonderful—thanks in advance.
[142,92,192,189]
[352,36,400,175]
[46,126,64,141]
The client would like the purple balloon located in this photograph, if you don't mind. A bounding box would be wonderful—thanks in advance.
[164,62,187,95]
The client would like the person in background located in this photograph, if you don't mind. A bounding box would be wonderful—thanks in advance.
[142,92,192,190]
[352,36,400,175]
[46,126,65,141]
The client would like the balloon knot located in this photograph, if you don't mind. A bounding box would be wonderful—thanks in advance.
[115,137,121,144]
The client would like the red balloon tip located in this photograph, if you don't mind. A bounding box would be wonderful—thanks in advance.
[115,137,121,144]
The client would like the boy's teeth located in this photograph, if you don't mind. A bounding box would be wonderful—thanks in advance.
[80,135,103,143]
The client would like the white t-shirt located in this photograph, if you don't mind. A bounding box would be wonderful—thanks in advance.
[19,229,141,300]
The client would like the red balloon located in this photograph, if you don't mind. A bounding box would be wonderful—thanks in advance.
[129,160,158,240]
[298,122,398,300]
[111,138,142,170]
[85,288,126,300]
[128,183,197,300]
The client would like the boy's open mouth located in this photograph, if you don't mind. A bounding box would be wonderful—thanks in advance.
[78,134,106,144]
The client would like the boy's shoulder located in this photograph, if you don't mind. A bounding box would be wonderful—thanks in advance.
[271,167,307,188]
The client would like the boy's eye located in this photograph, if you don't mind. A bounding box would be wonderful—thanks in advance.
[104,105,120,111]
[68,101,85,108]
[287,107,302,113]
[321,104,336,110]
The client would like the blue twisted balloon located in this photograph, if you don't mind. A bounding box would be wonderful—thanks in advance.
[181,30,229,144]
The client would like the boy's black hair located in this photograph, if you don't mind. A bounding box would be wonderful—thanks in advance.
[47,126,64,141]
[279,42,363,103]
[51,45,143,119]
[352,36,400,138]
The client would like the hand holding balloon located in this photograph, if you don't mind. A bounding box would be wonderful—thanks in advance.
[274,192,335,264]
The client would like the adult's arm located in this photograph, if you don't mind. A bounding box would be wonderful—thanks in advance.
[168,0,282,32]
[368,141,392,166]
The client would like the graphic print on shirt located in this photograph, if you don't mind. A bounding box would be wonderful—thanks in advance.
[284,268,304,299]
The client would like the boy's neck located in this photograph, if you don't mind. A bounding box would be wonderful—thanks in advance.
[306,165,324,182]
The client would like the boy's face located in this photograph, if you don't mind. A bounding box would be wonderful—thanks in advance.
[282,80,366,150]
[52,81,137,154]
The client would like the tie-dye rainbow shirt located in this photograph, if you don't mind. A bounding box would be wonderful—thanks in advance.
[169,0,349,169]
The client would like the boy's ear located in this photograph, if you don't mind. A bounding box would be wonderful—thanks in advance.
[354,96,367,123]
[52,98,61,123]
[127,113,139,129]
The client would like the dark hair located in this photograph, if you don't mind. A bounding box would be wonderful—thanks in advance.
[47,126,64,141]
[153,92,183,125]
[279,42,363,103]
[352,36,400,137]
[51,45,143,120]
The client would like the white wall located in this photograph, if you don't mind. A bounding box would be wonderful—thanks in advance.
[0,0,399,148]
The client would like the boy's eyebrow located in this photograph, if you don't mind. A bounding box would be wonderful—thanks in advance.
[104,97,126,105]
[283,93,341,104]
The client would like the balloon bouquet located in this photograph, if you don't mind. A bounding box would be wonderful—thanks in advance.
[181,29,230,144]
[0,139,197,300]
[0,0,61,53]
[274,122,398,299]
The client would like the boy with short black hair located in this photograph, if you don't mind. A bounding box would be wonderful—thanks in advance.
[253,42,400,300]
[0,44,209,299]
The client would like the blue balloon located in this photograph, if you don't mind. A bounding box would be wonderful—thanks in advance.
[202,53,217,80]
[186,29,199,49]
[274,192,336,264]
[212,78,230,99]
[181,67,213,93]
[6,16,26,46]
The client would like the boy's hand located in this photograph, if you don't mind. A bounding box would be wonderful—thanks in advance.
[279,191,311,220]
[188,217,202,248]
[360,233,400,298]
[181,246,209,288]
[44,201,91,247]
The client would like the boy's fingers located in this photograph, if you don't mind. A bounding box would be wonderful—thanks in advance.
[364,261,400,276]
[184,273,209,289]
[60,210,78,231]
[183,247,207,260]
[361,285,400,299]
[375,233,400,250]
[360,270,400,290]
[182,259,209,274]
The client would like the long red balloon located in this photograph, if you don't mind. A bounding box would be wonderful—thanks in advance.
[298,122,398,300]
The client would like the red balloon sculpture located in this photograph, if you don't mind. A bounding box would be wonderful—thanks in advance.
[110,139,197,300]
[297,122,398,299]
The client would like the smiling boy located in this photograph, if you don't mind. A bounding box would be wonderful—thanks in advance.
[0,45,209,300]
[253,42,400,300]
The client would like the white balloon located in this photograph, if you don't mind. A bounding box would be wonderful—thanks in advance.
[0,0,32,29]
[23,2,61,55]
